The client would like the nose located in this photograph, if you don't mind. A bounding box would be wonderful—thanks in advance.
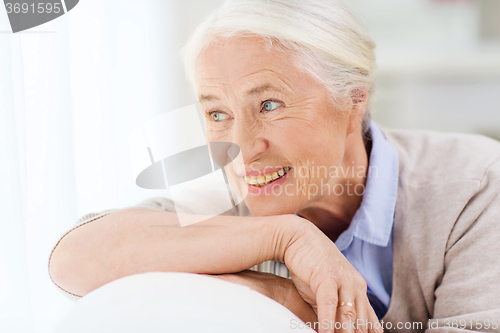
[231,119,269,166]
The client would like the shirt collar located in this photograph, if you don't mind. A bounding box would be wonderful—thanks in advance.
[336,120,399,250]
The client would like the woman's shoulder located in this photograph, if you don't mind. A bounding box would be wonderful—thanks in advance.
[381,126,500,185]
[382,126,500,259]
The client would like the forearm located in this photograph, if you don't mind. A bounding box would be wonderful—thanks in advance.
[49,208,298,297]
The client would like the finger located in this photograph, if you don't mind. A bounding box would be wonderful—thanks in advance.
[315,282,339,333]
[356,292,382,333]
[291,273,317,310]
[353,294,369,333]
[365,301,383,333]
[336,286,357,333]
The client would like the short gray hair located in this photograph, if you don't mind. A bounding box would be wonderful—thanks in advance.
[181,0,376,109]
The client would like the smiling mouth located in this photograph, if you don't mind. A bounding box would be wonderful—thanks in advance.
[244,167,292,187]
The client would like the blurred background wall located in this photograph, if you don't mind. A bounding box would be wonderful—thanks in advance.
[347,0,500,140]
[176,0,500,139]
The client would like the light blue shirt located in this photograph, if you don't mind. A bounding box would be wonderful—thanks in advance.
[335,120,399,319]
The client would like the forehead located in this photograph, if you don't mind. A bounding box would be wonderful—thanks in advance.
[195,36,304,95]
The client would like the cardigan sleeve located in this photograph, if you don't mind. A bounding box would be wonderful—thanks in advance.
[426,159,500,332]
[49,209,118,301]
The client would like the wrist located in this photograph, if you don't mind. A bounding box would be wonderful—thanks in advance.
[263,214,309,263]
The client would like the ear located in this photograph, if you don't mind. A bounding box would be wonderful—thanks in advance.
[347,87,368,135]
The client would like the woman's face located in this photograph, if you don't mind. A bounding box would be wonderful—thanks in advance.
[195,36,358,216]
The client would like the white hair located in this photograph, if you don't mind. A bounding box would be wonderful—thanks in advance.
[181,0,376,112]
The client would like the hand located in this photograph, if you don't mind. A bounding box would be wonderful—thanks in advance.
[277,215,382,333]
[206,270,317,326]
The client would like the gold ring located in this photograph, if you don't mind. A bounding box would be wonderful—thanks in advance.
[338,302,355,308]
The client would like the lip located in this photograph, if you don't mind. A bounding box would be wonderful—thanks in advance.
[246,167,292,196]
[238,166,291,177]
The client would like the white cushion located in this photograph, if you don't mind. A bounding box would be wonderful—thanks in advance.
[53,272,315,333]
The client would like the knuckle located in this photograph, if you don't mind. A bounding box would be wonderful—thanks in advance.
[340,308,356,321]
[322,296,339,307]
[357,324,369,333]
[330,267,367,290]
[349,271,367,291]
[327,266,341,283]
[356,275,368,291]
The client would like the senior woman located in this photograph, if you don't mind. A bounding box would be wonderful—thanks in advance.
[49,0,500,332]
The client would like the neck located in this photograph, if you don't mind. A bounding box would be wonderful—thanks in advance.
[296,126,369,241]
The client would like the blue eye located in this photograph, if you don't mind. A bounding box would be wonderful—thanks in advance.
[210,112,228,122]
[262,100,282,112]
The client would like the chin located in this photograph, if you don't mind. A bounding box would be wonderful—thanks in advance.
[245,199,296,217]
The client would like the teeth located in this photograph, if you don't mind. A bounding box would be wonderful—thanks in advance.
[245,167,291,187]
[245,176,258,185]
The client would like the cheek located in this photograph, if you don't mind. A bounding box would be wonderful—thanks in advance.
[267,114,346,176]
[205,126,228,142]
[268,117,334,158]
[205,130,216,142]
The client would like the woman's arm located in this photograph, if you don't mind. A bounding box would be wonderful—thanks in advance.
[49,206,380,333]
[49,208,291,297]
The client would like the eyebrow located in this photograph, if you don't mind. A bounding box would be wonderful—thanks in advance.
[198,83,283,102]
[198,94,219,102]
[246,83,281,96]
